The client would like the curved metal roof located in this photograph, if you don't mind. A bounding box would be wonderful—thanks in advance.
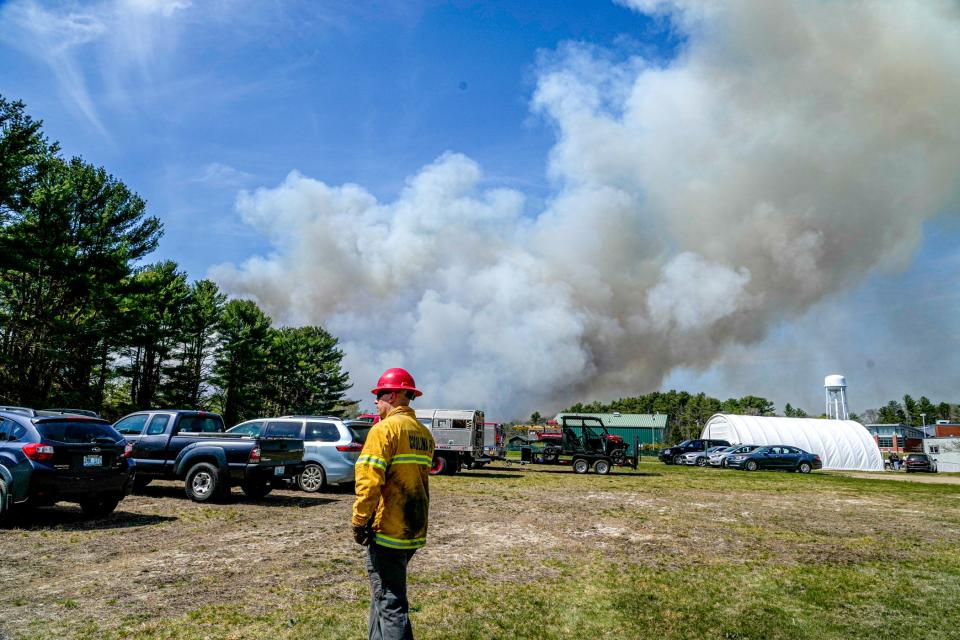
[701,414,883,471]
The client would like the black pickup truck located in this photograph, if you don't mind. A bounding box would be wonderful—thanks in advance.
[113,410,304,502]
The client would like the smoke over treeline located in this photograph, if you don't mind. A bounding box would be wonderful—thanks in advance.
[212,0,960,417]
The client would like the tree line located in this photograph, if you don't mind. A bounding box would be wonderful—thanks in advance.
[561,391,958,443]
[0,96,351,424]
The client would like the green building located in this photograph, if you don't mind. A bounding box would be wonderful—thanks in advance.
[551,412,667,453]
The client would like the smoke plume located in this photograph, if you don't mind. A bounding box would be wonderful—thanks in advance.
[211,0,960,417]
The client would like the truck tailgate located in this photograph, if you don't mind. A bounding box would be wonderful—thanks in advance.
[257,437,304,465]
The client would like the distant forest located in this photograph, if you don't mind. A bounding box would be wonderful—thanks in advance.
[557,391,958,443]
[0,96,352,424]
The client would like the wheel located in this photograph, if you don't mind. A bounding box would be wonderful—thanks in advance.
[185,462,225,502]
[573,458,590,474]
[430,455,448,476]
[696,457,707,467]
[745,460,759,472]
[472,462,486,469]
[611,449,627,466]
[80,496,121,518]
[445,457,460,475]
[241,480,273,499]
[594,459,611,475]
[0,479,8,524]
[297,463,327,492]
[798,462,812,474]
[673,455,684,465]
[721,459,729,468]
[541,448,559,464]
[132,476,152,492]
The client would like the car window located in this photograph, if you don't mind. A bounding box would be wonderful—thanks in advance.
[178,415,224,433]
[306,421,341,442]
[0,418,12,441]
[228,421,265,437]
[348,425,370,444]
[146,414,171,435]
[115,414,149,435]
[36,421,120,443]
[265,421,303,438]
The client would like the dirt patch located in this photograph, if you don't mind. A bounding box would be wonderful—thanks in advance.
[1,463,958,639]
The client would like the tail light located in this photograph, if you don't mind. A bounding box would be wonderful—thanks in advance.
[814,455,821,461]
[123,442,134,458]
[23,443,55,462]
[248,447,261,463]
[336,441,364,453]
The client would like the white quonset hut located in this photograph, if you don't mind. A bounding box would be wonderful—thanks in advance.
[701,414,884,471]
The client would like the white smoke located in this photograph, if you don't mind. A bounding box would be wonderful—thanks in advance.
[211,0,960,417]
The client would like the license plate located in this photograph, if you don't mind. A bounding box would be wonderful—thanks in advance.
[83,455,102,467]
[274,466,285,476]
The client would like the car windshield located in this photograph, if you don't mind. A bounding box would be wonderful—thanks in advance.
[675,440,692,447]
[36,421,120,444]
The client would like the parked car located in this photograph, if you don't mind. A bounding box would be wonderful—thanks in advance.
[727,445,822,473]
[658,439,731,464]
[708,444,760,467]
[904,453,936,473]
[678,445,728,466]
[0,410,133,519]
[115,410,304,501]
[227,415,363,492]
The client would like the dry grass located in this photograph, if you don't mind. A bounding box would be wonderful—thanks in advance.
[2,462,959,639]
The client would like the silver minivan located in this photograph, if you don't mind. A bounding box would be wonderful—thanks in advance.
[226,416,363,491]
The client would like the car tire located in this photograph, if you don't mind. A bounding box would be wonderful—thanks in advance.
[745,460,759,472]
[185,462,225,503]
[696,457,707,467]
[673,455,684,465]
[594,459,611,475]
[80,496,121,518]
[0,478,8,524]
[573,458,590,474]
[541,449,559,464]
[297,463,327,492]
[798,462,812,474]
[241,480,273,499]
[430,455,448,476]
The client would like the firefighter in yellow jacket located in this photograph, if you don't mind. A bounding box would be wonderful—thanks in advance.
[353,367,434,640]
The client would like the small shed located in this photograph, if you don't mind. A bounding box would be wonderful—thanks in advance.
[551,412,667,453]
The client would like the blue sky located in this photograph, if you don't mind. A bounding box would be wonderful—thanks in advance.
[1,0,958,419]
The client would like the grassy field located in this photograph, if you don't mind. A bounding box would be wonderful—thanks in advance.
[1,461,959,640]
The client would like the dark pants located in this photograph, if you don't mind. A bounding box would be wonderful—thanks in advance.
[366,543,417,640]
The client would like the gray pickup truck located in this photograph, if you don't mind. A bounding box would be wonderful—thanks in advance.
[113,410,304,502]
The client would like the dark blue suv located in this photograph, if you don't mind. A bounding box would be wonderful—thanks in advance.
[0,411,133,520]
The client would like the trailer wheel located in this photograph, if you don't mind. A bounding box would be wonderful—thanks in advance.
[430,455,448,476]
[594,459,611,475]
[573,458,590,474]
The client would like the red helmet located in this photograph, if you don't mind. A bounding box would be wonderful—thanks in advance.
[371,367,423,397]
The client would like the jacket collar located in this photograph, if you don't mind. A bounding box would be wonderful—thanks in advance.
[386,405,416,419]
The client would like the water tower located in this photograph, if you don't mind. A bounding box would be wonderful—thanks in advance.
[824,375,849,420]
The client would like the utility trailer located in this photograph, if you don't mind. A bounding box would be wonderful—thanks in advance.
[522,415,639,474]
[414,409,485,475]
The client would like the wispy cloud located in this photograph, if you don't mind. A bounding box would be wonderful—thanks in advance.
[0,0,191,133]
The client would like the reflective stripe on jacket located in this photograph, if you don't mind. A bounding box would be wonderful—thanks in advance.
[352,406,435,549]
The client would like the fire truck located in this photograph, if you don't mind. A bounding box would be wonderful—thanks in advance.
[414,409,485,475]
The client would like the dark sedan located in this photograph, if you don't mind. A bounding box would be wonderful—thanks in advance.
[904,453,936,473]
[726,445,822,473]
[0,411,133,519]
